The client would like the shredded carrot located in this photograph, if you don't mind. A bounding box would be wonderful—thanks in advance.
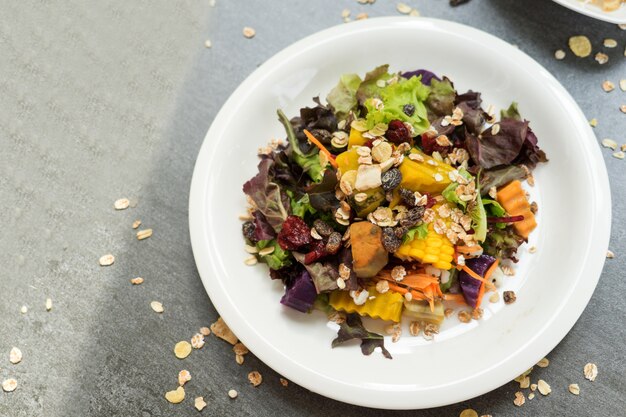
[460,264,496,291]
[385,282,427,301]
[475,259,500,308]
[443,293,466,304]
[303,129,338,169]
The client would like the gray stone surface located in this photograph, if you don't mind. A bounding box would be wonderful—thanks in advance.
[0,0,624,416]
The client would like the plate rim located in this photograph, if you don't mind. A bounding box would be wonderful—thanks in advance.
[551,0,626,24]
[189,17,611,409]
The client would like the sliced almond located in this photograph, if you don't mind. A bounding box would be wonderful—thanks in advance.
[114,198,130,210]
[130,277,144,285]
[584,363,598,381]
[150,301,164,313]
[136,229,153,240]
[569,383,580,395]
[99,254,115,266]
[537,379,551,395]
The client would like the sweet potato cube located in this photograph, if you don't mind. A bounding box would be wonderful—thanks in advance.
[350,222,388,278]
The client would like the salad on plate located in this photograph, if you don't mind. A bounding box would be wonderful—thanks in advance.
[240,65,547,358]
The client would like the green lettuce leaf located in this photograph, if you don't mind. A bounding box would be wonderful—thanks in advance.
[403,223,428,243]
[441,168,473,210]
[326,73,362,120]
[355,65,392,106]
[331,313,392,359]
[469,178,487,242]
[483,198,507,229]
[501,102,521,121]
[256,240,292,270]
[439,268,458,293]
[287,191,317,218]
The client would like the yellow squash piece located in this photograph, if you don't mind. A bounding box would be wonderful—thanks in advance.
[348,128,367,147]
[329,287,404,322]
[336,148,360,174]
[399,149,454,194]
[394,204,455,270]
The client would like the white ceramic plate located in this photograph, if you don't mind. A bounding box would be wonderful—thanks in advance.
[552,0,626,23]
[189,17,610,409]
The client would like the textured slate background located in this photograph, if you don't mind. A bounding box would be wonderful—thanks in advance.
[0,0,624,416]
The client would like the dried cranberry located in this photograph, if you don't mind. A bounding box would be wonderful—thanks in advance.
[277,215,312,250]
[420,130,450,155]
[386,120,413,145]
[425,193,437,209]
[303,240,327,264]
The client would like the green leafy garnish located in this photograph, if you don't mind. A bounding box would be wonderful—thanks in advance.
[332,313,392,359]
[277,109,323,182]
[256,240,292,270]
[287,191,317,218]
[403,223,429,243]
[501,102,521,121]
[326,73,362,120]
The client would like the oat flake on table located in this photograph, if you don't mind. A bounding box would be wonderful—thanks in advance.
[150,301,164,313]
[584,363,598,381]
[195,396,207,411]
[2,378,17,392]
[9,347,22,364]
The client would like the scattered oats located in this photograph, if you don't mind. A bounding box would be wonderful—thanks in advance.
[131,277,144,285]
[530,383,537,391]
[396,2,412,14]
[434,173,444,182]
[178,369,191,386]
[248,371,263,387]
[132,219,142,229]
[528,392,535,400]
[603,38,618,48]
[620,144,626,152]
[423,323,439,339]
[513,391,525,406]
[537,357,550,368]
[356,12,368,20]
[619,23,626,29]
[489,292,500,303]
[569,383,580,395]
[404,292,413,301]
[554,49,566,60]
[174,341,192,359]
[2,378,17,392]
[471,308,483,320]
[228,389,238,399]
[165,386,185,404]
[589,118,598,127]
[444,308,454,318]
[280,378,289,387]
[528,245,537,254]
[568,35,592,57]
[602,80,615,92]
[613,151,625,159]
[620,79,626,91]
[9,347,22,364]
[341,8,350,18]
[150,301,164,313]
[409,321,421,336]
[244,256,258,266]
[195,396,207,411]
[620,105,626,114]
[99,254,115,266]
[20,305,27,314]
[114,198,130,210]
[191,333,205,349]
[537,379,551,395]
[235,354,244,365]
[459,409,478,417]
[258,246,275,256]
[210,317,238,345]
[204,39,212,48]
[601,138,618,150]
[336,278,346,289]
[409,8,420,16]
[584,363,598,381]
[520,376,530,389]
[503,291,516,304]
[233,342,249,356]
[606,249,615,259]
[458,310,471,323]
[595,52,609,65]
[391,265,406,282]
[501,264,515,276]
[491,123,501,135]
[242,27,256,38]
[136,228,153,240]
[45,298,52,311]
[391,324,402,342]
[375,279,390,294]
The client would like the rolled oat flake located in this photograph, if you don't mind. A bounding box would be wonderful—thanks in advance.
[568,35,592,57]
[2,378,17,392]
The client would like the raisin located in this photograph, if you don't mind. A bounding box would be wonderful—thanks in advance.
[381,227,402,253]
[303,240,327,264]
[399,188,417,207]
[313,219,334,237]
[399,206,425,228]
[503,291,517,304]
[242,221,257,242]
[386,120,413,145]
[325,232,342,254]
[278,215,312,250]
[309,128,332,145]
[394,226,408,239]
[381,168,402,192]
[403,104,415,117]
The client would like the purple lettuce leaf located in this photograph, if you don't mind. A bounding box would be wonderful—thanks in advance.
[459,255,495,307]
[466,119,529,169]
[332,313,392,359]
[292,252,339,293]
[243,158,290,233]
[280,269,317,313]
[401,69,441,86]
[252,211,276,241]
